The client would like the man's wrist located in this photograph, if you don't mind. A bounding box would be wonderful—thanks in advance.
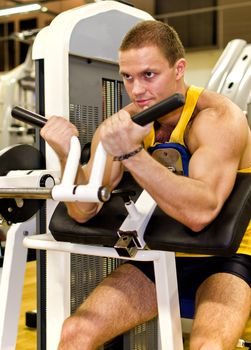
[113,145,143,161]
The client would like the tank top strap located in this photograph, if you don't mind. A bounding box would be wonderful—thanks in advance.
[169,85,204,145]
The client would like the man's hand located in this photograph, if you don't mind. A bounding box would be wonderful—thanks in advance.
[99,109,151,159]
[40,116,79,163]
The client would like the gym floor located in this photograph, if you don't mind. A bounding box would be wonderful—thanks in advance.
[16,261,36,350]
[17,261,251,350]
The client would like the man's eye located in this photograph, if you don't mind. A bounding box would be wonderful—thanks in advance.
[144,72,154,78]
[123,74,132,80]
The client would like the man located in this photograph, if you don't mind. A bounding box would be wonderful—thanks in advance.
[41,20,251,350]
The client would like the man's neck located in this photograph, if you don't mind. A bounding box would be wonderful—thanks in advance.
[155,84,189,142]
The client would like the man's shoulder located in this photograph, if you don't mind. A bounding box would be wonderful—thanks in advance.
[188,92,247,149]
[197,88,229,106]
[195,89,241,121]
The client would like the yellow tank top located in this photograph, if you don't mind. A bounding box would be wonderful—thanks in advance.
[143,85,251,257]
[143,85,204,149]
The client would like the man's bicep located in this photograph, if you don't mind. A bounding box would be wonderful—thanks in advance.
[189,145,238,205]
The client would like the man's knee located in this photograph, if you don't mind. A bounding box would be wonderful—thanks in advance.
[58,315,95,350]
[60,316,78,340]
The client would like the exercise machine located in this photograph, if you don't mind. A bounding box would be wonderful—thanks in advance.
[0,29,38,150]
[1,96,250,349]
[4,97,250,350]
[206,38,251,118]
[1,95,186,350]
[0,1,250,349]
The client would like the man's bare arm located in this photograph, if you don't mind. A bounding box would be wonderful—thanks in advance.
[40,117,123,223]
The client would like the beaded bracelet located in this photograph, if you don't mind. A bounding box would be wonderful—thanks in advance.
[113,145,143,161]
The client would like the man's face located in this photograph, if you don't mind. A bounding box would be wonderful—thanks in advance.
[119,46,179,111]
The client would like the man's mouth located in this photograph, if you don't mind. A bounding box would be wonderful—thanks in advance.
[136,99,153,108]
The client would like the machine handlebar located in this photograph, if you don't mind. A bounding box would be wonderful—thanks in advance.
[132,93,184,125]
[10,93,185,203]
[11,93,184,128]
[11,106,46,128]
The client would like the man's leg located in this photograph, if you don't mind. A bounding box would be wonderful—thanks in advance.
[190,273,251,350]
[57,263,158,350]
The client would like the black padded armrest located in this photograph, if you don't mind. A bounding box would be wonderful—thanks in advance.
[49,172,251,256]
[144,172,251,256]
[49,172,142,246]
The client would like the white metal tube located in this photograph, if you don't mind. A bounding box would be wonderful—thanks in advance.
[51,184,100,202]
[23,234,161,261]
[61,136,81,185]
[89,142,107,186]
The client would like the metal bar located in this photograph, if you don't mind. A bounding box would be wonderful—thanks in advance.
[132,93,184,126]
[11,106,47,128]
[23,233,162,261]
[12,93,185,130]
[155,1,251,20]
[0,188,52,199]
[35,57,47,350]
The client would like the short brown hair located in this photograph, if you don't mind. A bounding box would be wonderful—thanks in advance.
[119,20,185,67]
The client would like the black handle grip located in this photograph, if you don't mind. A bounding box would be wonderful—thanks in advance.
[11,93,185,128]
[131,93,184,126]
[11,106,47,128]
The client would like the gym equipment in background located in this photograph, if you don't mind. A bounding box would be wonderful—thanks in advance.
[206,38,251,118]
[0,29,39,150]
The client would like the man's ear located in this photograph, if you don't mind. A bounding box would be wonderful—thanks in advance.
[175,58,186,80]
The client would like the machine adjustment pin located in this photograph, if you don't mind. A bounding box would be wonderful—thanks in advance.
[98,186,111,202]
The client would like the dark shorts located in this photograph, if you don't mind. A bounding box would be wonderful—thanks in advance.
[127,254,251,300]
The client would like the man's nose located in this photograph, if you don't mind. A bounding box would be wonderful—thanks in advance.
[132,79,145,96]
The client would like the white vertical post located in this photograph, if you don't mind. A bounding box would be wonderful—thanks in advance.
[154,251,184,350]
[0,216,36,350]
[46,251,71,350]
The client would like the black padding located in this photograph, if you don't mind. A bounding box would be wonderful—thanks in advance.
[49,172,142,245]
[0,144,45,224]
[11,106,46,128]
[80,142,91,164]
[145,172,251,256]
[131,93,184,125]
[49,172,251,256]
[0,144,44,176]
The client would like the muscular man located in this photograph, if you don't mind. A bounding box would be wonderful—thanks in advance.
[41,20,251,350]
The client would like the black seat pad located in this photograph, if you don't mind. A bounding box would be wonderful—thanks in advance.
[145,172,251,255]
[50,172,251,256]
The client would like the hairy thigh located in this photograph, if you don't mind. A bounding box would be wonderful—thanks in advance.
[192,273,251,347]
[77,263,158,326]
